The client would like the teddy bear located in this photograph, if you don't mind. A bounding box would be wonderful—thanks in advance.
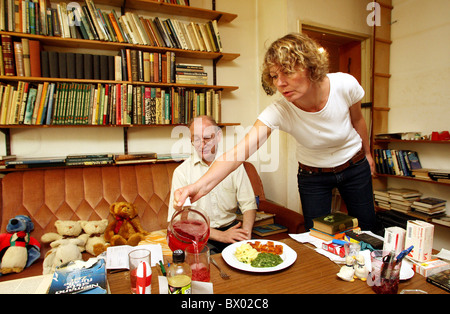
[41,220,86,253]
[0,215,41,275]
[42,238,84,275]
[79,219,108,256]
[104,202,149,248]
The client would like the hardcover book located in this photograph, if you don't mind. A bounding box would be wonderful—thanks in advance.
[312,212,358,234]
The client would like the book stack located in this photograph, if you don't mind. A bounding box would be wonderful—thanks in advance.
[411,168,433,181]
[237,211,288,237]
[374,149,422,176]
[388,188,422,214]
[114,152,157,165]
[0,155,16,169]
[309,212,359,241]
[412,197,447,216]
[65,154,114,166]
[5,156,66,169]
[176,63,208,85]
[0,82,223,126]
[428,170,450,183]
[0,0,221,52]
[373,189,391,210]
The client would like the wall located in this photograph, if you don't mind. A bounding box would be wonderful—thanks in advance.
[389,0,450,250]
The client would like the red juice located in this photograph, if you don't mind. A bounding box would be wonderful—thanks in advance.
[130,269,137,294]
[190,263,210,282]
[167,219,209,252]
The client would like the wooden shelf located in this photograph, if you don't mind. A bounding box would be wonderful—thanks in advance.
[376,173,450,186]
[0,31,240,62]
[0,123,240,129]
[0,75,239,92]
[375,139,450,145]
[123,0,238,23]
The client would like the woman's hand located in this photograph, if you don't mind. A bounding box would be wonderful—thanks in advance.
[173,183,201,210]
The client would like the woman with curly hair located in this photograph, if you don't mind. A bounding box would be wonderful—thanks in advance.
[174,33,376,232]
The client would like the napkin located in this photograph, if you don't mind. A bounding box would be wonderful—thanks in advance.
[158,276,214,294]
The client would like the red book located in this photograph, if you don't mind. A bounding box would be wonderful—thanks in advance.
[29,40,42,77]
[1,35,16,76]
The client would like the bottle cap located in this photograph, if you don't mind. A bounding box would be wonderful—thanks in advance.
[173,249,185,263]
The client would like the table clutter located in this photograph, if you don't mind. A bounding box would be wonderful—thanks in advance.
[0,210,448,294]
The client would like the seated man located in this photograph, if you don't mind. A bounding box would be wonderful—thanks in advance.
[168,116,257,253]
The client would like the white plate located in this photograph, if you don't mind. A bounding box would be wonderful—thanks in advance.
[221,240,297,273]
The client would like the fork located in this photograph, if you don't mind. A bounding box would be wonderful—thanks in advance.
[211,257,230,279]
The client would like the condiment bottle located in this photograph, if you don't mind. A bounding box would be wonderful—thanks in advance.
[167,249,192,294]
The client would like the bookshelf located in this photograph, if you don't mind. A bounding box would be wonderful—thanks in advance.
[0,0,240,157]
[374,139,450,187]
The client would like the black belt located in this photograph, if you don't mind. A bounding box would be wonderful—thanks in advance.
[298,149,365,174]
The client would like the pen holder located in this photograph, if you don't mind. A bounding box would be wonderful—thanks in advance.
[367,250,402,294]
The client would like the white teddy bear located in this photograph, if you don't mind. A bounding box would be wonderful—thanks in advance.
[79,220,108,256]
[42,238,84,275]
[41,220,86,252]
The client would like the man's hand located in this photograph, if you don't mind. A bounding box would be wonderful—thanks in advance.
[210,222,250,244]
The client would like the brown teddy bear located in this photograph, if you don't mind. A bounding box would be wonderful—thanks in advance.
[104,202,149,248]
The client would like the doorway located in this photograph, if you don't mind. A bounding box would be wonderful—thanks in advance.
[298,22,372,105]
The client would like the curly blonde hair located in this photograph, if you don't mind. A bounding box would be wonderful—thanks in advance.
[261,33,329,95]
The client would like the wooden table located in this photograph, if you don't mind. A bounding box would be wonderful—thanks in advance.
[108,238,447,294]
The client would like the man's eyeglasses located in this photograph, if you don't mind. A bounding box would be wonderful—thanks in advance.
[192,132,217,146]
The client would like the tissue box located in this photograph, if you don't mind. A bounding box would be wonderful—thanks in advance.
[405,220,434,262]
[412,259,450,277]
[383,226,406,255]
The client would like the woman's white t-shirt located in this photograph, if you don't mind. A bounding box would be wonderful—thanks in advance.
[257,72,364,168]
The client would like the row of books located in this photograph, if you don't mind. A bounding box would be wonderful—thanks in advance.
[0,81,222,126]
[0,0,221,52]
[1,152,190,169]
[0,36,42,77]
[41,49,179,84]
[374,148,422,177]
[373,188,447,217]
[2,34,209,87]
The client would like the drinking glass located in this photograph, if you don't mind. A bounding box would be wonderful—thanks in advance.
[185,245,210,282]
[128,249,151,294]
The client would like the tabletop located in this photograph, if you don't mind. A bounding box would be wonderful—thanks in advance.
[107,237,448,294]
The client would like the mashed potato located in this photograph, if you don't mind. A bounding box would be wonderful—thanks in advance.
[234,243,259,264]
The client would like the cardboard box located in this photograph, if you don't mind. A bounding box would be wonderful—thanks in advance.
[383,226,406,255]
[412,259,450,277]
[322,242,345,257]
[405,220,434,262]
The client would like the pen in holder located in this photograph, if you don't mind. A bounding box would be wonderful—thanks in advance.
[368,250,403,294]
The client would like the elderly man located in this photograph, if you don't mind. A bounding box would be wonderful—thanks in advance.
[168,116,257,253]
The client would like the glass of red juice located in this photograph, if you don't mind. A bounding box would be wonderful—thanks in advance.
[185,245,210,282]
[167,206,210,252]
[128,249,151,294]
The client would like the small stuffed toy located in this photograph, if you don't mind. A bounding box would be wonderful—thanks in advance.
[104,202,149,247]
[79,220,108,256]
[41,220,86,252]
[0,215,40,275]
[337,255,356,282]
[42,238,84,275]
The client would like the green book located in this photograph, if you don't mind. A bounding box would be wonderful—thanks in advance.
[312,212,358,234]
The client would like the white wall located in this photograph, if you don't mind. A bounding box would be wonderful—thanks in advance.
[389,0,450,250]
